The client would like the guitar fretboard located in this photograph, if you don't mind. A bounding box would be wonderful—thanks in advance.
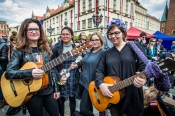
[109,72,147,93]
[38,51,72,72]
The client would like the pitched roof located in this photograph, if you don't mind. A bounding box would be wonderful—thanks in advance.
[161,1,168,22]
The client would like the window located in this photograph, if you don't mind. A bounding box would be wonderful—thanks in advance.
[113,0,116,10]
[89,0,92,9]
[126,0,129,13]
[53,18,55,24]
[161,29,164,33]
[65,12,67,19]
[82,20,86,29]
[88,18,92,28]
[82,0,86,12]
[56,16,58,23]
[172,30,175,34]
[162,23,165,27]
[57,27,59,34]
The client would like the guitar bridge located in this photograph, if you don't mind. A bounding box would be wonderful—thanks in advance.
[94,88,101,104]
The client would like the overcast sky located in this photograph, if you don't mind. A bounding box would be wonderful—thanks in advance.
[0,0,168,27]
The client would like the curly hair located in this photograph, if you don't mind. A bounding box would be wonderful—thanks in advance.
[16,18,52,55]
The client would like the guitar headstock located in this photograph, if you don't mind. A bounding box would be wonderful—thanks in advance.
[71,41,92,56]
[158,58,175,72]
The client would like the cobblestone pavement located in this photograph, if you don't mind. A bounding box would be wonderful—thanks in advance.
[1,89,174,116]
[0,99,110,116]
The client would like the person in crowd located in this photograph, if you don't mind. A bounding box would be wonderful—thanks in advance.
[147,38,157,61]
[0,34,9,108]
[171,41,175,52]
[95,19,146,116]
[5,18,62,116]
[157,39,164,56]
[54,36,62,47]
[77,32,86,43]
[72,32,105,116]
[9,31,17,59]
[135,32,147,56]
[103,34,113,50]
[52,27,79,116]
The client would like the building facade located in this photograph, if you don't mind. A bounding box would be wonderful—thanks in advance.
[0,21,9,38]
[134,1,160,34]
[160,0,175,36]
[33,0,160,41]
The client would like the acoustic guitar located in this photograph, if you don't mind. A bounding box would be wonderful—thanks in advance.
[1,41,92,107]
[88,59,175,112]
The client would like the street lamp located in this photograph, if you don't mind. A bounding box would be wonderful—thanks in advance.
[92,12,103,30]
[47,26,55,38]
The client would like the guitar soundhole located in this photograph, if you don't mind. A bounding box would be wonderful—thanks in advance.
[23,79,33,86]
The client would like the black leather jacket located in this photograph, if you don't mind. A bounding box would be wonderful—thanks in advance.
[0,38,9,73]
[5,49,60,93]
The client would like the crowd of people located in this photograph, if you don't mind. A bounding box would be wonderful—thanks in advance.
[0,18,175,116]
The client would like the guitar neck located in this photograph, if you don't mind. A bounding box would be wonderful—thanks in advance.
[109,71,147,93]
[39,51,72,72]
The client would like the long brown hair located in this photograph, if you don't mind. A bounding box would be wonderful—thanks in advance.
[16,18,52,55]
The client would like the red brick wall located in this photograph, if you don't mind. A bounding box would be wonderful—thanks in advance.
[166,0,175,35]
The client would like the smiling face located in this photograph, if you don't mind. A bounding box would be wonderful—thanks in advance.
[90,35,102,49]
[108,26,124,46]
[61,29,73,44]
[26,22,40,46]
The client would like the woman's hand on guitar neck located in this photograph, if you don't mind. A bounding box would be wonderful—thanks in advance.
[32,69,45,79]
[134,72,147,88]
[99,83,113,98]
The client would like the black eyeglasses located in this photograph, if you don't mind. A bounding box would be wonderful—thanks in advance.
[27,28,40,33]
[151,41,156,42]
[2,36,7,37]
[142,36,146,38]
[108,31,121,37]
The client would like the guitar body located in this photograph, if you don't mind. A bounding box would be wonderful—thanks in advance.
[1,62,49,107]
[88,76,123,112]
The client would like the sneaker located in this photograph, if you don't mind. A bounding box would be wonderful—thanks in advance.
[0,100,5,108]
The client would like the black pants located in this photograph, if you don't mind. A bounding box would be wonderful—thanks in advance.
[79,84,94,116]
[26,93,59,116]
[58,96,76,116]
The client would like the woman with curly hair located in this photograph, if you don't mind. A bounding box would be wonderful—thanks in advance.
[5,18,62,116]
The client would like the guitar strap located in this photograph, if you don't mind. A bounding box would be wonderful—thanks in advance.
[127,41,170,92]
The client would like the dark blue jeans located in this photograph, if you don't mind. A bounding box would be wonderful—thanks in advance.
[79,84,94,116]
[26,93,59,116]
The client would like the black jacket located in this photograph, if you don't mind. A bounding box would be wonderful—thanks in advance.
[5,49,60,93]
[0,38,9,73]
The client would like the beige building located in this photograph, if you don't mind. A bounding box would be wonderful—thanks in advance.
[0,21,9,38]
[134,1,160,34]
[32,0,160,41]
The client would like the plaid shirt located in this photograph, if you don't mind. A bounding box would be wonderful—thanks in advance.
[60,56,77,98]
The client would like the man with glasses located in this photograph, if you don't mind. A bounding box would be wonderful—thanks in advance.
[157,39,164,56]
[0,34,9,108]
[135,32,147,56]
